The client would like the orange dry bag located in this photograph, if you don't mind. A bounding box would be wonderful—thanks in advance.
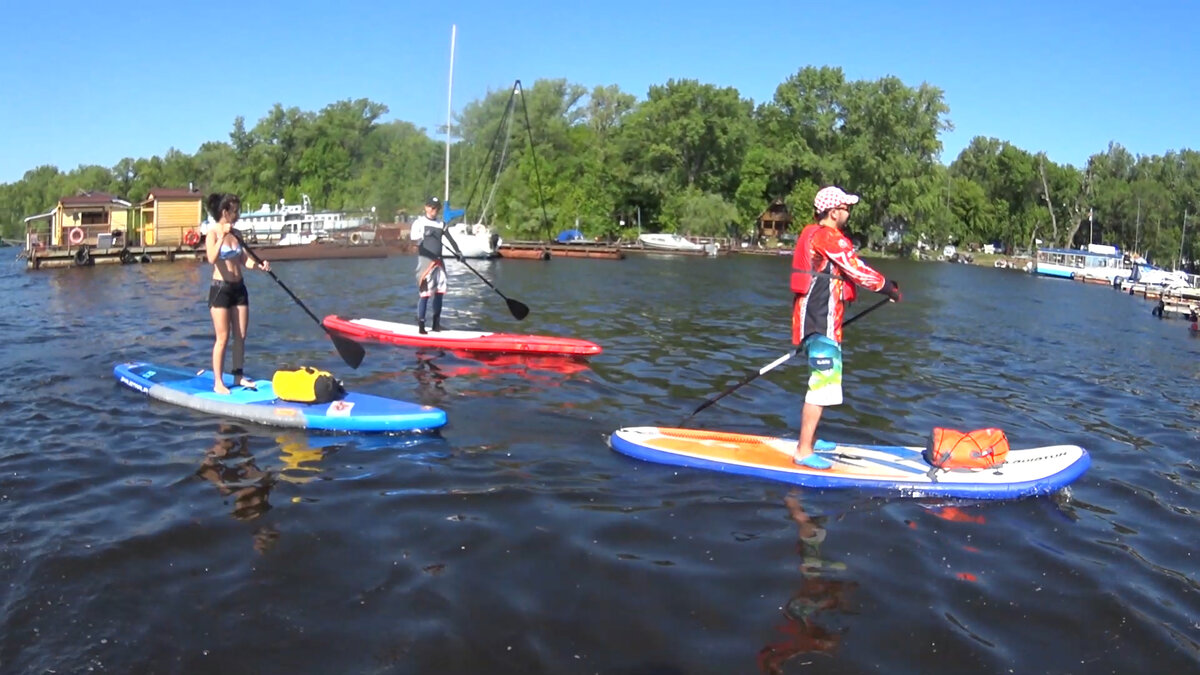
[924,427,1009,470]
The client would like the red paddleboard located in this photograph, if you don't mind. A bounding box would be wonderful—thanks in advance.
[322,315,602,356]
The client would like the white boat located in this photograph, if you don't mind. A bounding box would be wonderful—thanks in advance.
[203,194,366,244]
[637,233,706,252]
[1127,261,1192,289]
[446,221,500,259]
[1035,243,1130,283]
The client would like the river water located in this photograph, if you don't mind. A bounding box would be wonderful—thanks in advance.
[1,252,1197,674]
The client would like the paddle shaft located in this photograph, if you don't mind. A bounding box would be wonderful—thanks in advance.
[228,229,366,368]
[681,295,891,423]
[227,232,323,324]
[440,229,530,320]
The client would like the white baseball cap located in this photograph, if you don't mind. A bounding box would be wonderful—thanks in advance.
[814,186,860,212]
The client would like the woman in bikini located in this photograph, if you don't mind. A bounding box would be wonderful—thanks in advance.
[205,192,270,394]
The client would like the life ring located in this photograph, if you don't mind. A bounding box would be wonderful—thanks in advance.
[349,232,363,245]
[68,227,85,245]
[183,229,201,247]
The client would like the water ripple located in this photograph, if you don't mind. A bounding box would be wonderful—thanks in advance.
[0,257,1198,673]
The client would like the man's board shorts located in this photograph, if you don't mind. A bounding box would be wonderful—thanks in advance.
[803,334,842,407]
[418,264,447,297]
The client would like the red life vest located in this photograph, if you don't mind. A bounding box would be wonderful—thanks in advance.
[790,224,824,295]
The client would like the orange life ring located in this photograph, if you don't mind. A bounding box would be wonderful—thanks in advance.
[349,232,363,245]
[183,229,201,247]
[68,227,85,245]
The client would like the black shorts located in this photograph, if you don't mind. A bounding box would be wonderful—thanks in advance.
[208,280,249,309]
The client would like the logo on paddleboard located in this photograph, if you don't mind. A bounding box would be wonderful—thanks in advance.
[326,400,354,416]
[119,376,149,394]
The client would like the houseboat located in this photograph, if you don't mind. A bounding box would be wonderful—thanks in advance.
[209,195,366,243]
[1035,243,1130,283]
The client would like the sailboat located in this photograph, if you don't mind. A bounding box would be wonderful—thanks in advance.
[440,25,500,259]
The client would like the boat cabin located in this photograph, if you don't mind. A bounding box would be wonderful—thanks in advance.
[138,187,205,246]
[1036,244,1129,282]
[24,192,132,248]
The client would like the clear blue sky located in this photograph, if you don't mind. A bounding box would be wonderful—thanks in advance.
[2,0,1196,185]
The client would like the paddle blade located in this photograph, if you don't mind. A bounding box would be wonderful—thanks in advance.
[507,298,530,320]
[329,332,366,369]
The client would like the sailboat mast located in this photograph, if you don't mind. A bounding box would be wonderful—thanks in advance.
[444,24,456,209]
[1135,197,1141,256]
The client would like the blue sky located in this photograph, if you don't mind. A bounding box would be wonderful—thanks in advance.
[1,0,1196,185]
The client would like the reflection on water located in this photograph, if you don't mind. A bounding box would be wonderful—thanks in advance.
[4,257,1200,674]
[196,424,276,521]
[195,424,281,554]
[758,493,856,673]
[276,432,329,485]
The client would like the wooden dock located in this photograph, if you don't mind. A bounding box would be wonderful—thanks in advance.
[500,241,624,260]
[22,244,205,270]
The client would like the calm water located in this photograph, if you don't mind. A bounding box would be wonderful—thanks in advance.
[1,251,1198,674]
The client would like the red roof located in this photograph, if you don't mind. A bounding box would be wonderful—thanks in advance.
[60,191,128,207]
[146,187,202,199]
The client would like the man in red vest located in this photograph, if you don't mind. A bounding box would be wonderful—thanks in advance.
[790,186,901,469]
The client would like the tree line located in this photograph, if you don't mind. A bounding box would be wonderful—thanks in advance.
[2,66,1197,267]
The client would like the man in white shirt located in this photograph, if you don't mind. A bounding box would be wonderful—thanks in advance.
[411,197,450,333]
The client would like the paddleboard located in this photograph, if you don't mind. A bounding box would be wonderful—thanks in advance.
[114,361,447,433]
[322,315,602,356]
[609,427,1090,499]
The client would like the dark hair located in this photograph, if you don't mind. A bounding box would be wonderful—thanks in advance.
[206,193,241,220]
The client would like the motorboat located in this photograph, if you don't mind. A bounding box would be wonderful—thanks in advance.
[637,233,705,252]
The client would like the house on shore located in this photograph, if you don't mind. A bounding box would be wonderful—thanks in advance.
[755,199,794,243]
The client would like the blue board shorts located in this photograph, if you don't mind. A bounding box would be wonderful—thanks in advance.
[803,335,843,406]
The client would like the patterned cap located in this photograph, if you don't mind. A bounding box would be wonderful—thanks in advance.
[813,186,860,212]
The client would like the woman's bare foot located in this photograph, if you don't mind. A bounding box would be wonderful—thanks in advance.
[238,377,257,390]
[214,382,231,395]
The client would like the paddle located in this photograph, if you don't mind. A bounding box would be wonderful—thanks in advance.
[442,231,530,320]
[678,295,891,426]
[230,229,366,369]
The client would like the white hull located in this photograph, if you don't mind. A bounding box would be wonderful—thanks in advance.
[447,222,500,259]
[637,233,705,252]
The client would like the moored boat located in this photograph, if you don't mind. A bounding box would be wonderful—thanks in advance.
[1035,244,1130,283]
[637,233,706,252]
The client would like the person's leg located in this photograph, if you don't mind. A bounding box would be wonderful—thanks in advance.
[229,303,254,387]
[431,266,447,331]
[431,292,444,331]
[417,295,429,333]
[211,305,231,395]
[794,336,841,469]
[796,402,824,456]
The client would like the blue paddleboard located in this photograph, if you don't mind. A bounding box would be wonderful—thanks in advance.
[609,427,1090,500]
[114,361,446,433]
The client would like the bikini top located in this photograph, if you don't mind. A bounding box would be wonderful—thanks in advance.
[218,238,242,260]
